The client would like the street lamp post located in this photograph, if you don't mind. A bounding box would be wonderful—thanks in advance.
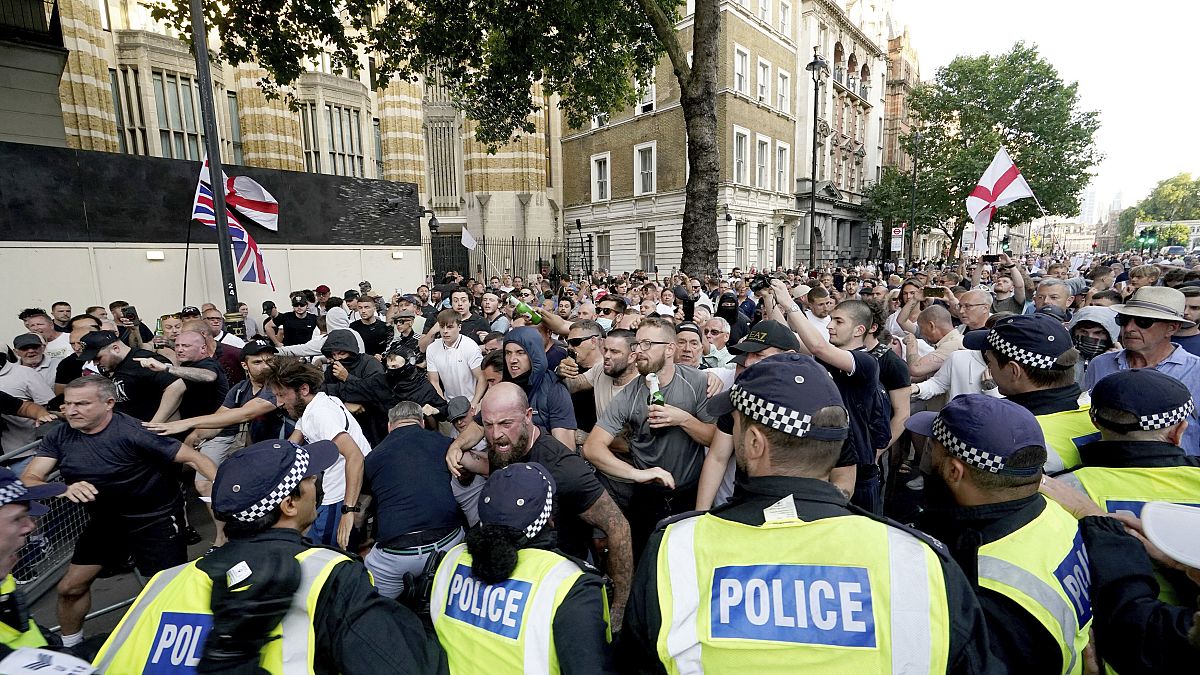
[806,48,829,271]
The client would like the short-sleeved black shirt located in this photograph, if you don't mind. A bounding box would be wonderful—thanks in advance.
[110,349,179,422]
[0,391,22,415]
[55,354,85,387]
[351,319,392,356]
[871,345,911,392]
[178,357,229,420]
[278,312,319,346]
[526,431,606,560]
[365,425,462,543]
[38,412,183,519]
[821,349,880,466]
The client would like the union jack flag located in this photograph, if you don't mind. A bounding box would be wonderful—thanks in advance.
[190,160,275,290]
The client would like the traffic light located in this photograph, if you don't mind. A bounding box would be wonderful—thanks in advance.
[1147,228,1157,246]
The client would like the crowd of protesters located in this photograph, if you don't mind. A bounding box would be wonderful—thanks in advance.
[0,252,1197,673]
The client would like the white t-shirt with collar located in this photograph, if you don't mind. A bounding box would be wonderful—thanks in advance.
[426,335,483,401]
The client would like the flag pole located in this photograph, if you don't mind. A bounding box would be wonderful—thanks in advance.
[189,0,244,337]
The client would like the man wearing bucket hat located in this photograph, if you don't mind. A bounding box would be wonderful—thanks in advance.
[92,439,445,674]
[623,353,994,673]
[908,395,1093,674]
[1083,286,1200,455]
[964,313,1099,472]
[430,463,615,674]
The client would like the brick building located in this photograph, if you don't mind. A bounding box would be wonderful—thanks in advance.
[561,0,888,273]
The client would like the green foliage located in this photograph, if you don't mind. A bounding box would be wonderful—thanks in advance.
[902,42,1101,251]
[862,166,915,227]
[1156,223,1190,246]
[1118,174,1200,248]
[150,0,668,148]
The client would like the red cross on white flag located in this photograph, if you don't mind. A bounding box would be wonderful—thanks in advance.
[965,146,1035,231]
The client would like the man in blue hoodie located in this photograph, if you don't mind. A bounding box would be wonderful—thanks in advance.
[501,327,577,448]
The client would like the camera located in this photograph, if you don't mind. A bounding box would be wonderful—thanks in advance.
[749,274,774,293]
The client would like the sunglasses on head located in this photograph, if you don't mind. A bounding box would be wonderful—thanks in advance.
[1116,314,1158,329]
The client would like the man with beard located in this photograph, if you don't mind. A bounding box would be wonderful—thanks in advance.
[715,292,750,345]
[265,359,371,550]
[554,320,605,442]
[559,328,641,431]
[79,329,184,423]
[621,354,994,674]
[446,383,634,630]
[583,317,717,557]
[908,395,1092,673]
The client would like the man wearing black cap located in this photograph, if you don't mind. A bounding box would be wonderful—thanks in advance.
[22,375,218,650]
[1056,368,1200,604]
[92,439,445,673]
[908,395,1093,674]
[964,313,1098,472]
[80,329,185,423]
[271,293,320,347]
[623,354,995,673]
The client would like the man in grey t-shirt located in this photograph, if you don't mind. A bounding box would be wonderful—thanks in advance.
[583,317,717,557]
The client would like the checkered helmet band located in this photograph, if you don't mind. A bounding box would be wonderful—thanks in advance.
[1138,400,1195,431]
[231,446,311,522]
[987,330,1059,370]
[730,385,813,438]
[525,481,554,540]
[932,417,1007,474]
[0,481,29,507]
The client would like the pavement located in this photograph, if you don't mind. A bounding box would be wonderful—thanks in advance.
[29,497,218,638]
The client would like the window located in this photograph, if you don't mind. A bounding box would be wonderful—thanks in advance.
[685,0,695,15]
[298,102,321,172]
[637,76,655,114]
[735,222,748,269]
[777,70,790,112]
[325,104,365,177]
[108,70,126,154]
[733,127,749,185]
[734,46,749,94]
[757,59,771,103]
[425,120,459,197]
[639,230,656,271]
[113,66,148,155]
[776,142,790,192]
[757,223,769,267]
[152,71,204,160]
[756,136,770,188]
[634,141,656,196]
[758,0,770,24]
[596,234,611,272]
[226,92,243,165]
[779,1,791,36]
[373,118,383,175]
[590,153,611,202]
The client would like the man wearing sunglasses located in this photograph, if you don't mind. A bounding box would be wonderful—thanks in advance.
[1083,286,1200,456]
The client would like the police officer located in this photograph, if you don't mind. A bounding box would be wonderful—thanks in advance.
[430,463,616,674]
[1057,368,1200,604]
[92,439,445,674]
[0,467,96,672]
[964,313,1099,472]
[622,353,997,673]
[909,395,1093,674]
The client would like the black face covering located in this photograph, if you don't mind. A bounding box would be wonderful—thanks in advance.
[386,365,415,386]
[1073,334,1110,361]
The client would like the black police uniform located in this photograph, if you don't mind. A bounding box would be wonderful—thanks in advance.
[621,475,1001,675]
[917,494,1065,674]
[1005,383,1086,416]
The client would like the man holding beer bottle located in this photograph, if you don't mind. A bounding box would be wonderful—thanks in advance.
[583,317,718,558]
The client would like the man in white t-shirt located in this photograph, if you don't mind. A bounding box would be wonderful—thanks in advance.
[423,309,486,412]
[266,359,371,549]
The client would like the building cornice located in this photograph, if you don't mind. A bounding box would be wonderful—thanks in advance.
[803,0,884,59]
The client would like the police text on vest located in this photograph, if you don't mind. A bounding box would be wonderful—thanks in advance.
[445,564,532,640]
[144,612,213,674]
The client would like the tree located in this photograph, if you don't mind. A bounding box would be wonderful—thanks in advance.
[871,43,1101,256]
[1157,223,1190,247]
[151,0,725,274]
[1117,174,1200,248]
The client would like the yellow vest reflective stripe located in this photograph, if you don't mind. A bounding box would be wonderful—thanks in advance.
[656,513,951,674]
[92,547,348,674]
[1060,465,1200,605]
[0,575,46,649]
[1036,405,1100,473]
[430,543,584,674]
[977,498,1092,675]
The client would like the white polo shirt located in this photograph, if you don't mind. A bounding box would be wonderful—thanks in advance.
[425,335,483,401]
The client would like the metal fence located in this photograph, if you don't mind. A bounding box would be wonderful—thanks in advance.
[423,234,578,283]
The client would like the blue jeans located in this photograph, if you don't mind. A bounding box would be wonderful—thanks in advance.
[851,465,882,515]
[308,501,342,547]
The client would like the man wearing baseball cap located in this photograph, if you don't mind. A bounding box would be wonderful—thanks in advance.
[1056,368,1200,604]
[907,395,1092,674]
[1082,285,1200,455]
[431,463,615,673]
[964,313,1099,472]
[93,439,445,673]
[623,353,993,673]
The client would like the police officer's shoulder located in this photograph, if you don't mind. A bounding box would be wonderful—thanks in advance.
[306,541,362,564]
[556,551,602,577]
[654,510,705,532]
[847,504,951,561]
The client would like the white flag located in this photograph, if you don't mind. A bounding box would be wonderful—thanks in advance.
[965,146,1035,231]
[461,227,478,250]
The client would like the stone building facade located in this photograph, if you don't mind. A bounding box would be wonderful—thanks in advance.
[561,0,887,274]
